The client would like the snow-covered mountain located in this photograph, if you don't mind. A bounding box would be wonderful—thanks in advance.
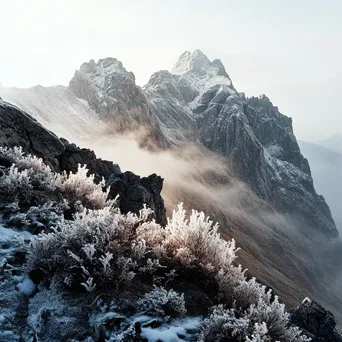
[0,50,337,237]
[145,50,336,237]
[69,57,168,148]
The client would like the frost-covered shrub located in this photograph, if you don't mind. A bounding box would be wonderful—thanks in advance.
[199,303,310,342]
[0,146,58,192]
[24,202,67,233]
[138,203,245,299]
[5,212,29,228]
[140,205,309,341]
[233,277,268,310]
[26,206,161,291]
[27,287,89,341]
[245,323,269,342]
[57,164,109,210]
[0,146,25,163]
[0,147,110,210]
[163,204,240,270]
[244,290,311,342]
[9,161,308,342]
[199,305,249,341]
[200,282,311,341]
[0,165,32,200]
[137,286,186,317]
[17,154,57,191]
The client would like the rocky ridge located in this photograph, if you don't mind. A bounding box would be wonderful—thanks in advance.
[144,50,337,237]
[0,100,166,225]
[290,300,342,342]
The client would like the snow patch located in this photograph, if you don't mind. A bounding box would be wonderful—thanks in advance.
[17,278,36,295]
[266,144,283,157]
[141,316,202,342]
[0,223,32,242]
[0,223,32,260]
[0,330,19,341]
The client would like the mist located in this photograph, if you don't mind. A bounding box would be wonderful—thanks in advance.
[83,132,342,324]
[299,141,342,233]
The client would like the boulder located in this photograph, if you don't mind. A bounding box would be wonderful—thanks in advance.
[290,300,342,341]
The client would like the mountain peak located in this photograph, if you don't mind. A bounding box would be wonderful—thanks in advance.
[172,50,211,75]
[77,57,134,82]
[171,50,233,86]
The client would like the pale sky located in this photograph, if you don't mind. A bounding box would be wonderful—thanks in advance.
[0,0,341,141]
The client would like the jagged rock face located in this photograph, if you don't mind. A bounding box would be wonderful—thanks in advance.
[0,101,167,225]
[108,171,167,226]
[58,138,117,182]
[145,51,337,237]
[144,70,198,144]
[243,96,336,237]
[69,58,167,147]
[290,300,342,341]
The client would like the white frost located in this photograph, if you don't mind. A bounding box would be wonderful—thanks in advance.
[141,316,202,342]
[17,278,36,295]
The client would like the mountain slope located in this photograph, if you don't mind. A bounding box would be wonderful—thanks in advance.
[0,84,104,142]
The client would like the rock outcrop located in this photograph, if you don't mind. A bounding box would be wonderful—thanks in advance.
[69,58,168,148]
[0,100,167,225]
[108,171,167,226]
[0,101,65,170]
[290,300,342,341]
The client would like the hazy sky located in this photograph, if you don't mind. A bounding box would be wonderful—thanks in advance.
[1,0,341,141]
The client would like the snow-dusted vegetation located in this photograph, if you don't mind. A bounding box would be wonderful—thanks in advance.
[0,147,310,341]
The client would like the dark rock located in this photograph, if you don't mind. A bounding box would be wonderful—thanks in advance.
[0,101,65,170]
[108,171,167,226]
[134,321,142,334]
[290,300,342,341]
[59,138,116,182]
[0,155,12,168]
[0,101,167,225]
[29,268,46,284]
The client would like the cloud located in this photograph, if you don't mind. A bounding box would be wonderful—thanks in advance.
[83,132,341,324]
